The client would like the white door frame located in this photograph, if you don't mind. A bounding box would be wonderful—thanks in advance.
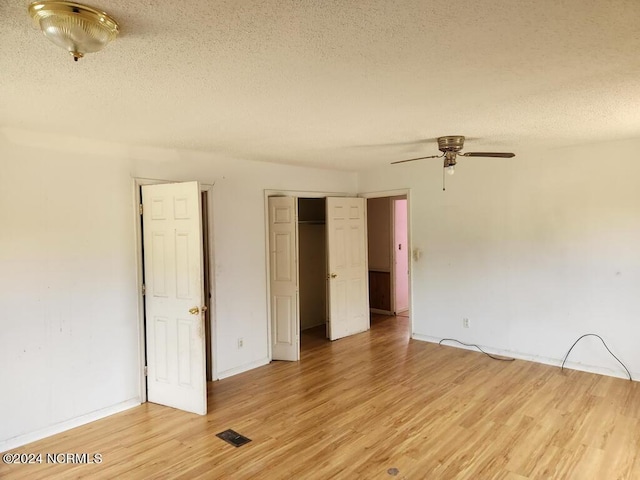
[359,189,412,331]
[133,178,217,403]
[263,189,354,361]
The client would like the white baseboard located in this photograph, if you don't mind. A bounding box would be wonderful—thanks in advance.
[0,398,141,453]
[411,334,637,382]
[217,357,270,380]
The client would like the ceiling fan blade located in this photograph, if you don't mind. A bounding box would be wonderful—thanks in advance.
[460,152,515,158]
[391,154,442,164]
[351,138,435,149]
[351,137,482,149]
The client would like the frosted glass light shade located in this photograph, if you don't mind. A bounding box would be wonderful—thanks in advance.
[29,1,119,61]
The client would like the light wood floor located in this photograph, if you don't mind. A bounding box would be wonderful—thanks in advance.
[3,315,640,479]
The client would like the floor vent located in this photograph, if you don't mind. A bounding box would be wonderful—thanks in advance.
[216,429,252,447]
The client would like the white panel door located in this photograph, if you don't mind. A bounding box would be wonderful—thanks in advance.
[142,181,207,415]
[326,197,369,341]
[268,197,299,361]
[394,198,410,313]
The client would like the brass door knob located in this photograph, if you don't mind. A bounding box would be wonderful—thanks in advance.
[327,273,337,279]
[189,306,208,315]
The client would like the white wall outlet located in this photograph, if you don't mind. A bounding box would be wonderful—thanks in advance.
[237,338,244,348]
[463,318,470,328]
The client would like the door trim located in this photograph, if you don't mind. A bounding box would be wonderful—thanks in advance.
[133,178,217,404]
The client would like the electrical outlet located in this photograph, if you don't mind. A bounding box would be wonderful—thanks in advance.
[237,338,244,348]
[463,318,470,328]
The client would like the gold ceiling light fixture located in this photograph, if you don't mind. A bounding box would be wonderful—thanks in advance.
[28,1,119,62]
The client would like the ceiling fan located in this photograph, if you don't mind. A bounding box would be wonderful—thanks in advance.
[391,135,515,176]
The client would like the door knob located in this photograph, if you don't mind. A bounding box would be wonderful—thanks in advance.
[189,306,208,315]
[327,273,337,279]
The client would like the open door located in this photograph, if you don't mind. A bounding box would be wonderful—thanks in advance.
[393,198,409,313]
[326,197,369,340]
[142,181,207,415]
[268,196,300,361]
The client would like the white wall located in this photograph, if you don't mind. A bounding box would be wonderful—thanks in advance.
[358,138,640,380]
[0,136,139,451]
[0,129,357,450]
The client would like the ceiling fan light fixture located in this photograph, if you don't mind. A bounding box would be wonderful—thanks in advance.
[29,1,119,61]
[444,151,457,175]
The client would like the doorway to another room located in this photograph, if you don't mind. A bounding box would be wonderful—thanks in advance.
[366,194,410,320]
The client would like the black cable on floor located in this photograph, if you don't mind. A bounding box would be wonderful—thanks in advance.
[438,338,515,362]
[561,333,632,381]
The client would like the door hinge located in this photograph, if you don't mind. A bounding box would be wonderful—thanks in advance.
[141,284,146,296]
[144,366,148,376]
[139,204,143,215]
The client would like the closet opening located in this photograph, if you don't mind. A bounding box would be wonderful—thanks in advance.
[297,198,328,343]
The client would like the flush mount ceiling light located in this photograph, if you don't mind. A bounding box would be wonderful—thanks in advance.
[29,1,119,61]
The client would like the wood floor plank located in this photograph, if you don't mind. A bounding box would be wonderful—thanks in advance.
[2,314,640,479]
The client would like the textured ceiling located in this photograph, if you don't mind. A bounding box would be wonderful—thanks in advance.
[2,0,640,170]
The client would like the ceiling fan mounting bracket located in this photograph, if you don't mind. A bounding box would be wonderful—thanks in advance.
[437,136,465,153]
